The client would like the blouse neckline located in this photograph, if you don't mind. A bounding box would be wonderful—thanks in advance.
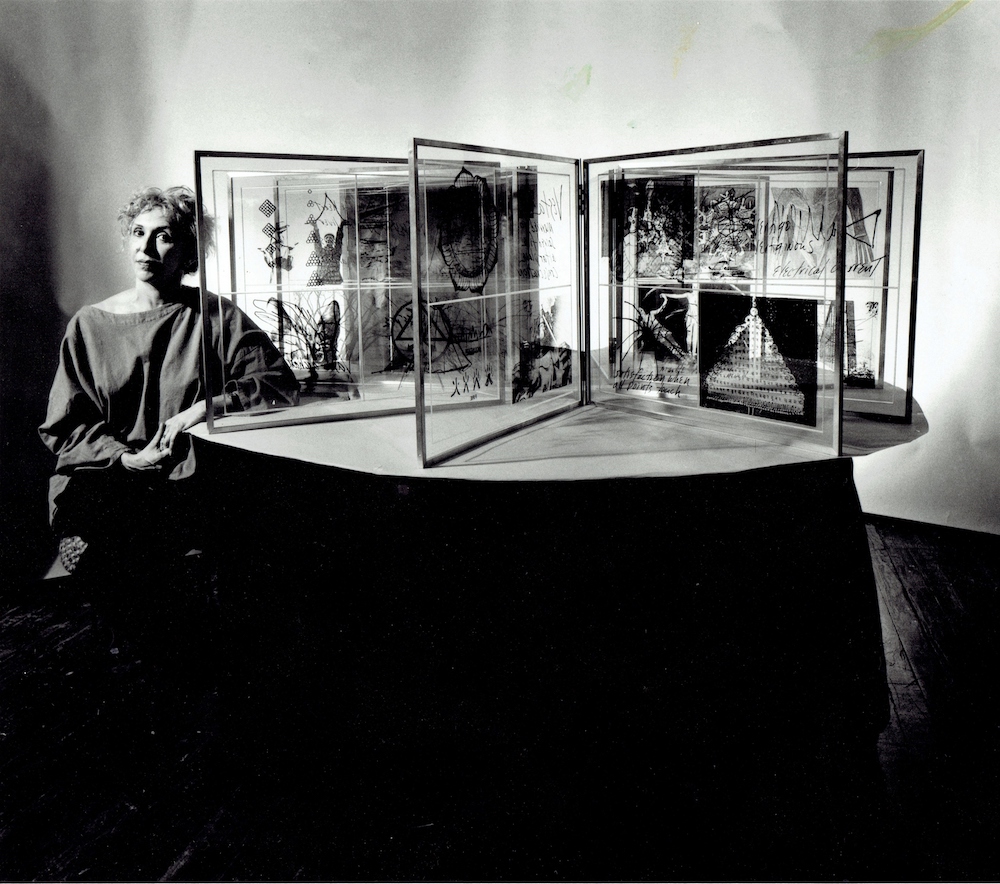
[85,288,198,324]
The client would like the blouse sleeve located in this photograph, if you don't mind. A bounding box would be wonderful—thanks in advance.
[38,317,130,473]
[214,297,301,412]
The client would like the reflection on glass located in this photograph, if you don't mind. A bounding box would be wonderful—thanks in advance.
[700,292,818,426]
[412,142,582,465]
[587,134,846,456]
[841,152,923,421]
[197,153,414,431]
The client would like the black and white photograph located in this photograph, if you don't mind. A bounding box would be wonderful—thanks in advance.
[0,1,996,881]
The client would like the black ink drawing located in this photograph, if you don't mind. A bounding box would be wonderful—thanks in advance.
[764,187,839,276]
[258,216,296,281]
[845,188,880,268]
[512,344,572,403]
[253,292,349,392]
[509,295,573,402]
[844,298,880,388]
[628,176,695,280]
[764,185,884,279]
[614,282,697,399]
[633,285,692,361]
[351,189,409,281]
[304,192,346,287]
[700,292,818,426]
[437,168,499,292]
[388,301,473,375]
[698,185,757,278]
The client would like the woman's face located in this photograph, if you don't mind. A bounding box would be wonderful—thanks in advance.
[129,207,186,288]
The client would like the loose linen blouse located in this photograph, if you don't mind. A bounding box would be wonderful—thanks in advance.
[39,287,299,523]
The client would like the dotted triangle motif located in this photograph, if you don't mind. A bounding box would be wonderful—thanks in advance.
[705,309,805,416]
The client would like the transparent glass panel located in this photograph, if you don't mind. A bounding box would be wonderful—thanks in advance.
[411,141,582,466]
[586,134,847,457]
[196,152,413,432]
[842,151,923,420]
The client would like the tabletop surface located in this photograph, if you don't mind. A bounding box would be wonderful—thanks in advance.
[189,404,834,482]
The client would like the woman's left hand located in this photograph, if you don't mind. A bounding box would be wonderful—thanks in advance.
[159,401,209,456]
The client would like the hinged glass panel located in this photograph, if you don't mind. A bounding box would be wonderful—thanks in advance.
[585,133,848,458]
[410,140,583,466]
[842,151,923,421]
[196,151,413,432]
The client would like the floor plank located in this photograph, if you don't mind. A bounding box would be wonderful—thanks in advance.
[866,515,1000,881]
[3,519,998,881]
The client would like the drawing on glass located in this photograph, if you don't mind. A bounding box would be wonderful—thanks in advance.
[412,164,506,411]
[438,167,500,292]
[418,164,576,409]
[628,176,695,280]
[389,300,475,374]
[842,177,891,388]
[700,291,818,426]
[303,192,346,286]
[844,297,882,388]
[340,185,410,379]
[257,201,295,279]
[764,186,840,279]
[609,175,698,399]
[510,171,574,403]
[255,290,344,390]
[512,297,573,403]
[612,280,698,399]
[697,183,757,279]
[233,177,411,401]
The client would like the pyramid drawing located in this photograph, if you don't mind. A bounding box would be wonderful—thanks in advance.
[704,306,805,417]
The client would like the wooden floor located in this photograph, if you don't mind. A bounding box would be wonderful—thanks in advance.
[0,517,997,881]
[866,516,1000,882]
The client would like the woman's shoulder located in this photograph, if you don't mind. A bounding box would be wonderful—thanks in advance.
[78,287,204,320]
[89,289,138,314]
[75,289,154,323]
[202,290,249,326]
[64,299,115,335]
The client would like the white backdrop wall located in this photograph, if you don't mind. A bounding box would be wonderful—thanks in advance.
[2,0,997,537]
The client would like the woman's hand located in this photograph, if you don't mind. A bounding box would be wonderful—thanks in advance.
[159,400,208,455]
[121,425,171,471]
[120,401,208,469]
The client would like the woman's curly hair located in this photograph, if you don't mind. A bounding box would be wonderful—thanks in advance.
[117,186,215,275]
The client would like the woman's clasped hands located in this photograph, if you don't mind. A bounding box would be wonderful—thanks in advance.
[120,400,208,471]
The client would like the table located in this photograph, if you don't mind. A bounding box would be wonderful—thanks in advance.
[191,406,890,879]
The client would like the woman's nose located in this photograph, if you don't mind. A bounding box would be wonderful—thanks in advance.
[139,234,158,256]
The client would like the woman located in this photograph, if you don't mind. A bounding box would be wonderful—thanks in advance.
[39,186,300,577]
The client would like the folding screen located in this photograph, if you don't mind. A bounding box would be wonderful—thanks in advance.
[196,152,413,432]
[840,151,924,421]
[195,134,921,465]
[585,133,849,458]
[409,140,584,466]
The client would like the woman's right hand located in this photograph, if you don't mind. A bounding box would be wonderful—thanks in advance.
[120,424,171,471]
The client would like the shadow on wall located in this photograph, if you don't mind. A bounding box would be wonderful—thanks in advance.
[0,57,67,583]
